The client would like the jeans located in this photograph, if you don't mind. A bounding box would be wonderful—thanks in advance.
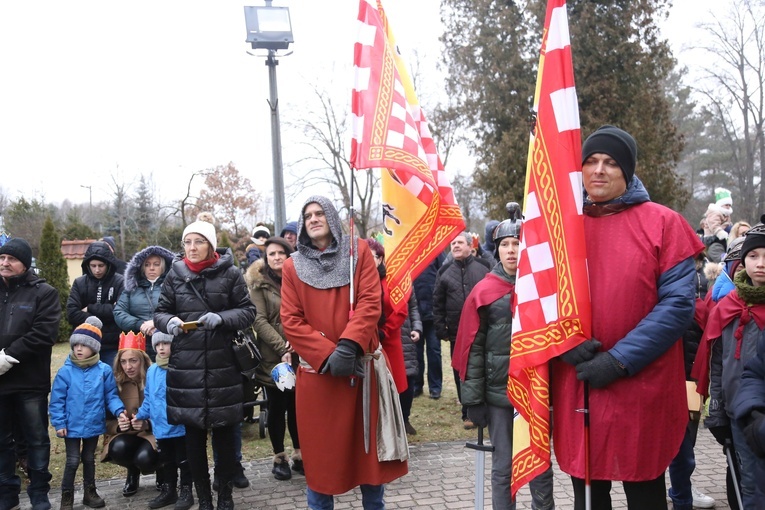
[731,419,763,508]
[415,320,442,395]
[487,406,555,510]
[0,392,52,510]
[213,422,242,465]
[306,485,384,510]
[668,418,698,510]
[62,437,99,490]
[571,474,667,510]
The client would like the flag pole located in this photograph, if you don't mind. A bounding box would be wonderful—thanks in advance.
[348,169,357,389]
[583,382,591,510]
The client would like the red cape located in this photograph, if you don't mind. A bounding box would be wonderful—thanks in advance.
[692,290,765,397]
[452,273,514,381]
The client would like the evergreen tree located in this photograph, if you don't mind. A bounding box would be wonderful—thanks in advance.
[38,216,72,342]
[217,230,239,268]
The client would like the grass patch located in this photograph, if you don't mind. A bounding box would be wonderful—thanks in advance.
[28,340,471,487]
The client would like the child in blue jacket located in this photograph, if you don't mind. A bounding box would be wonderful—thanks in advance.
[49,317,125,510]
[133,332,193,510]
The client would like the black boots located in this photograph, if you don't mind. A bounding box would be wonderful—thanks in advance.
[232,464,249,489]
[175,484,194,510]
[83,484,105,508]
[122,467,140,497]
[291,450,304,476]
[59,490,74,510]
[216,481,234,510]
[148,483,178,509]
[195,481,214,510]
[272,453,291,481]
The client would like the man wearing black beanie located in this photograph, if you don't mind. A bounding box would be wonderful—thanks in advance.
[553,126,706,509]
[0,237,61,510]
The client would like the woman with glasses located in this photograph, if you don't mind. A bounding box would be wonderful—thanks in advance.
[154,221,256,510]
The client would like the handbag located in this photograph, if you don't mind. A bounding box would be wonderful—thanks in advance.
[232,325,262,380]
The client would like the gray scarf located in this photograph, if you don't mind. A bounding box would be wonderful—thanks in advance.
[292,195,357,289]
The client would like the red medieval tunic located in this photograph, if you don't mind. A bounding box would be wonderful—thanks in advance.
[280,245,408,494]
[552,202,703,481]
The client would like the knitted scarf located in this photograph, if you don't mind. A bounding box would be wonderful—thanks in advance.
[70,352,100,368]
[155,355,169,369]
[183,252,220,273]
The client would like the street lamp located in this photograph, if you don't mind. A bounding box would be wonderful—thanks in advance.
[80,185,93,221]
[244,2,293,235]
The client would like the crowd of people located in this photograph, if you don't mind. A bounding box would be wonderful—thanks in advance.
[1,124,765,510]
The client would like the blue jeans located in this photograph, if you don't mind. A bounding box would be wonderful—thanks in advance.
[668,419,698,510]
[306,485,385,509]
[415,320,442,395]
[0,392,52,510]
[213,421,243,465]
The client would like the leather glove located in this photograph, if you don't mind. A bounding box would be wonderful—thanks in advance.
[0,349,19,376]
[575,352,627,389]
[708,424,733,446]
[467,404,489,428]
[167,317,184,336]
[743,411,765,457]
[559,339,602,366]
[198,312,223,330]
[321,339,365,378]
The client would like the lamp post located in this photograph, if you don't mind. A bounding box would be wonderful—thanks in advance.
[244,2,293,235]
[80,185,93,222]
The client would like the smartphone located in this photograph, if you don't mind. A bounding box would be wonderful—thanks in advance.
[181,321,199,332]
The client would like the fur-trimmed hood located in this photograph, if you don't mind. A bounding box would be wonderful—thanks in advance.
[123,245,176,292]
[704,261,723,284]
[244,258,268,289]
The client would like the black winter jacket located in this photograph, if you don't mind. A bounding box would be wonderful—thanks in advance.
[66,241,124,352]
[432,255,490,341]
[413,254,444,322]
[154,248,257,429]
[400,295,422,378]
[0,270,60,395]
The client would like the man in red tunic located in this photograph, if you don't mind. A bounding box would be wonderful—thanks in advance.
[281,196,408,509]
[553,126,704,509]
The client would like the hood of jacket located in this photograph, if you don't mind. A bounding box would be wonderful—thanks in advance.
[80,241,119,278]
[123,246,176,292]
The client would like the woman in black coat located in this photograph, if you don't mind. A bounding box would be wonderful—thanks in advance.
[154,221,256,510]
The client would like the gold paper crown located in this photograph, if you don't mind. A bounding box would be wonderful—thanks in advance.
[118,331,146,352]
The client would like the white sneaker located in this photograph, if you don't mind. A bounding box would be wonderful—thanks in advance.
[692,487,715,508]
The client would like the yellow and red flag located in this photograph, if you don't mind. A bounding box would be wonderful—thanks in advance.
[507,0,592,497]
[350,0,464,311]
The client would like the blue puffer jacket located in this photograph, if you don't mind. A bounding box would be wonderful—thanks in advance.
[114,246,176,335]
[135,363,185,440]
[733,330,765,443]
[49,357,124,438]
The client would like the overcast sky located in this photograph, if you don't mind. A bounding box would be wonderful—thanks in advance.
[0,0,718,222]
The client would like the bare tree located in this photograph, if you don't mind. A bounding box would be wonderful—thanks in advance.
[287,86,380,236]
[695,0,765,220]
[195,162,260,238]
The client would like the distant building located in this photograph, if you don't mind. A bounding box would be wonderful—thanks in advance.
[61,239,98,285]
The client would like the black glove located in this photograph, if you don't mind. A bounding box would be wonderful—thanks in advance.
[467,404,489,428]
[575,352,627,389]
[321,339,365,378]
[708,425,733,446]
[198,312,222,330]
[743,410,765,457]
[559,339,602,366]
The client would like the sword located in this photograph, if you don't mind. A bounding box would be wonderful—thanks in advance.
[363,357,371,454]
[724,439,744,509]
[465,426,494,509]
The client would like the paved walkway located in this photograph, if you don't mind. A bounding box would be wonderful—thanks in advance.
[21,423,731,510]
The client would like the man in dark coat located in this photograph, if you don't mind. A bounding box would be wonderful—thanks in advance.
[412,253,444,399]
[432,232,490,428]
[66,241,124,368]
[0,238,61,510]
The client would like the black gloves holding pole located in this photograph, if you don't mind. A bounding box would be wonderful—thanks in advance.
[560,338,627,389]
[321,339,365,378]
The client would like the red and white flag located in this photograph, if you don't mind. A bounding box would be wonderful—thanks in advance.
[351,0,464,311]
[508,0,592,497]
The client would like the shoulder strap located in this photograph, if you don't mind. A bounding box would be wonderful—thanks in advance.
[187,281,211,312]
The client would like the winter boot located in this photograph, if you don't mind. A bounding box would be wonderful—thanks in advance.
[122,467,140,497]
[272,452,291,481]
[82,484,105,508]
[195,481,214,510]
[148,483,178,509]
[291,450,304,476]
[216,481,234,510]
[174,484,194,510]
[232,463,249,489]
[59,490,74,510]
[154,467,165,491]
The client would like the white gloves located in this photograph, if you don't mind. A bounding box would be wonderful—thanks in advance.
[0,349,20,376]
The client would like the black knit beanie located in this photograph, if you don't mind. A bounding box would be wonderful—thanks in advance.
[581,125,638,184]
[0,238,33,270]
[740,214,765,262]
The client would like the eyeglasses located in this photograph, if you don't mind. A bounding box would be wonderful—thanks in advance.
[183,240,208,248]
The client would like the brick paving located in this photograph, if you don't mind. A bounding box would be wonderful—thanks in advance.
[21,424,730,509]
